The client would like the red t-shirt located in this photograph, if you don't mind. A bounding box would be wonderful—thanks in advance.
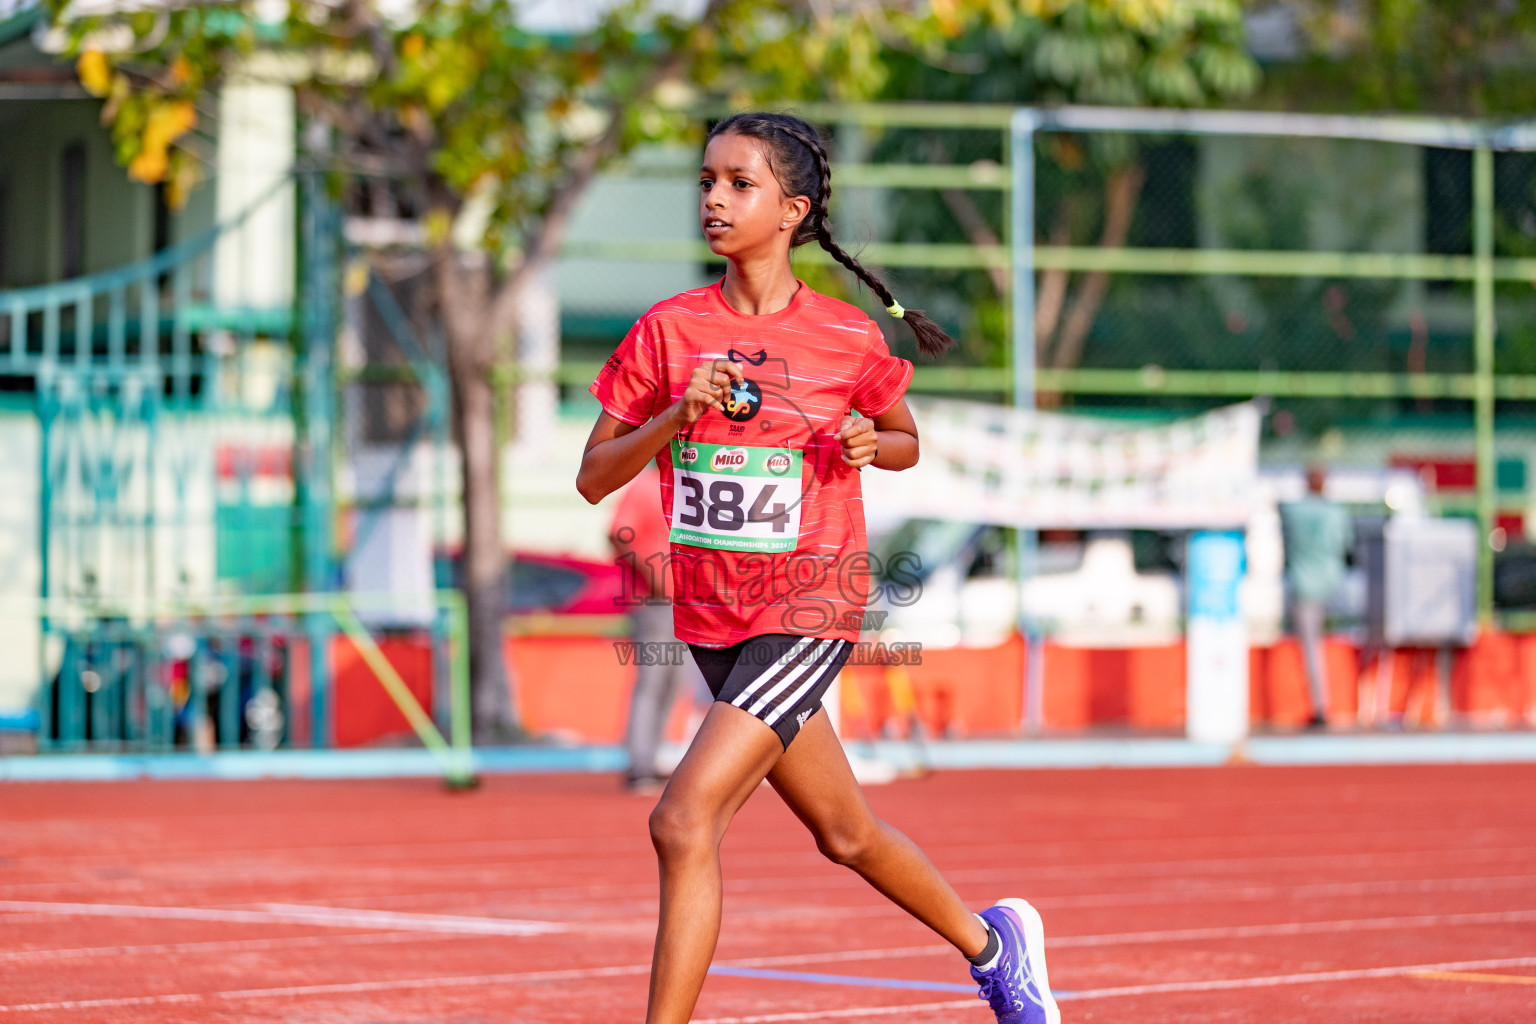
[589,280,913,647]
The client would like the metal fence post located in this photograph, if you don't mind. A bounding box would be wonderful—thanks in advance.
[298,172,340,745]
[1473,143,1496,622]
[1010,108,1045,734]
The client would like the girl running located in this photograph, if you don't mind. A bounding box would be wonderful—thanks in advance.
[576,112,1059,1024]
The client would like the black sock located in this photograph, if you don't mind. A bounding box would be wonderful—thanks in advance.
[966,923,1000,968]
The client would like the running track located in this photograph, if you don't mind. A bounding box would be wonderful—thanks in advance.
[2,763,1533,1021]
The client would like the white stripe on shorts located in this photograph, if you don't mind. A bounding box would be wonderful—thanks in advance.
[764,640,846,726]
[746,639,833,718]
[730,636,818,712]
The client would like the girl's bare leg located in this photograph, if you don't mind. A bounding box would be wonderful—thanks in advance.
[766,710,989,958]
[644,701,784,1024]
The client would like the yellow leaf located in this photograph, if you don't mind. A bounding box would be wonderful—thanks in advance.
[931,0,962,36]
[164,154,198,210]
[424,209,453,246]
[170,56,192,85]
[129,141,169,184]
[401,33,424,59]
[146,101,197,146]
[78,50,111,97]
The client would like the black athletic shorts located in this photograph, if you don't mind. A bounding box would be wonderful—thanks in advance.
[688,634,854,749]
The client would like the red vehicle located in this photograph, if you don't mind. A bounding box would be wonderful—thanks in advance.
[440,550,626,618]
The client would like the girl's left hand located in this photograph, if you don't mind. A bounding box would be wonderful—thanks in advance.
[837,414,878,469]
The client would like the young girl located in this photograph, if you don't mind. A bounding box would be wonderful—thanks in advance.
[576,112,1059,1024]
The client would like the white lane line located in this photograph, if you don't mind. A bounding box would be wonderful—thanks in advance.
[258,903,565,935]
[0,900,563,936]
[0,962,655,1013]
[1051,908,1536,947]
[693,999,976,1023]
[0,930,469,964]
[688,956,1536,1023]
[1065,954,1536,1000]
[1035,873,1536,910]
[713,908,1536,970]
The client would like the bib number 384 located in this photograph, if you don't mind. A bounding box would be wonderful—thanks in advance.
[669,440,803,553]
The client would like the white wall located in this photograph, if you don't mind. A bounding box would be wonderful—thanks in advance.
[214,78,295,313]
[0,410,39,716]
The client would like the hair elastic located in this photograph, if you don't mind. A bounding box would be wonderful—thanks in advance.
[886,301,905,319]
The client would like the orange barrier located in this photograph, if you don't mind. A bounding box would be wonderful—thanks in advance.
[331,630,1536,747]
[331,633,435,748]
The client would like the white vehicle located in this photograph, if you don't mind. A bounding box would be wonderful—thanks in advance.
[870,522,1184,649]
[866,465,1427,652]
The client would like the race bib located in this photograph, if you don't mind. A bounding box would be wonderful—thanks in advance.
[669,440,803,552]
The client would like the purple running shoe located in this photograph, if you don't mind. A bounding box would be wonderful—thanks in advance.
[970,898,1060,1024]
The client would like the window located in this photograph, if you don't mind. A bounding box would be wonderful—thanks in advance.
[60,142,86,279]
[153,180,172,253]
[0,179,9,285]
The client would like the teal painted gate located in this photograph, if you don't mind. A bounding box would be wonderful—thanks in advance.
[2,177,338,752]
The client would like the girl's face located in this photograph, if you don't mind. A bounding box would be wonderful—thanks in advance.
[699,133,809,261]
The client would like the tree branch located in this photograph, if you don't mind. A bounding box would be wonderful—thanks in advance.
[1034,199,1074,363]
[940,187,1008,295]
[484,0,735,346]
[1048,164,1144,373]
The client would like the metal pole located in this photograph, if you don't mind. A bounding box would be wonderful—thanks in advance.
[1473,144,1496,623]
[36,377,54,751]
[1010,109,1045,734]
[298,172,338,746]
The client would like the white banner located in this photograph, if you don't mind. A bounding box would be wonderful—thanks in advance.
[863,399,1261,529]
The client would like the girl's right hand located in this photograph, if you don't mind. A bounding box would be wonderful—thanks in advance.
[673,359,745,427]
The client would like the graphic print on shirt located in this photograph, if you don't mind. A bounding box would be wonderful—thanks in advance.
[716,347,788,422]
[720,379,762,421]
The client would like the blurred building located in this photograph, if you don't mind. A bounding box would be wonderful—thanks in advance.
[0,5,301,728]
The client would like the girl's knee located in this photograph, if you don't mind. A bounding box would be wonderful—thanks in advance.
[815,818,881,868]
[648,795,715,860]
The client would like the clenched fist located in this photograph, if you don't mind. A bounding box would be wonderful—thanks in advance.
[673,358,746,428]
[837,413,878,469]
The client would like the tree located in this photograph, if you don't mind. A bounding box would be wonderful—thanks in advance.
[1255,0,1536,117]
[875,0,1258,389]
[1253,1,1536,385]
[48,0,992,741]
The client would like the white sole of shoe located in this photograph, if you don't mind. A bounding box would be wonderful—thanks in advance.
[997,897,1060,1024]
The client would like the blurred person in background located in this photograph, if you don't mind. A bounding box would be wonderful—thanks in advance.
[612,464,709,793]
[1280,465,1353,729]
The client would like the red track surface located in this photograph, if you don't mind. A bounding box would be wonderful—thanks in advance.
[3,764,1535,1022]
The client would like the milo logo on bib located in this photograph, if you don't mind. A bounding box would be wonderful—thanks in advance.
[711,448,748,472]
[669,440,803,553]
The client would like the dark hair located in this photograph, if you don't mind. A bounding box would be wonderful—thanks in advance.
[708,111,956,357]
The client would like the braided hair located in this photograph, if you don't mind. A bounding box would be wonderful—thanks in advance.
[708,112,956,357]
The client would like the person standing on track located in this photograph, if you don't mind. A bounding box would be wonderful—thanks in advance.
[576,112,1060,1024]
[1280,464,1353,729]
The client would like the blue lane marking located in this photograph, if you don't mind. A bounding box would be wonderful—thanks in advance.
[708,965,976,993]
[709,964,1082,1000]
